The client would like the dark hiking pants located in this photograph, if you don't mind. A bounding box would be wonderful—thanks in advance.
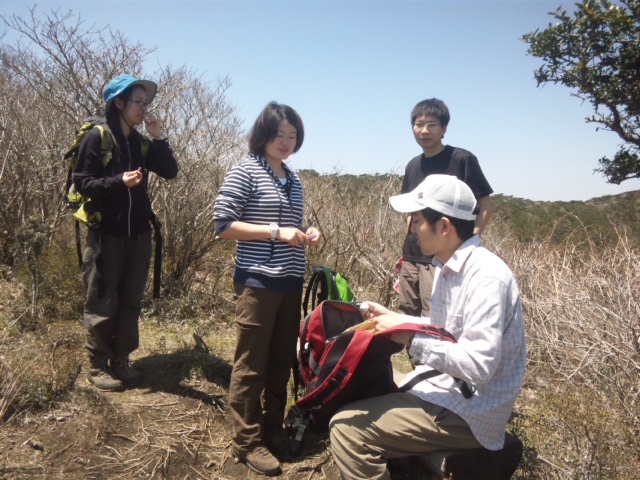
[81,230,151,361]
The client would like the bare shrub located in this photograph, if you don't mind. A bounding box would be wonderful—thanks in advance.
[483,215,640,479]
[0,68,63,267]
[0,320,83,421]
[0,8,155,266]
[1,7,244,310]
[149,66,244,297]
[299,171,405,306]
[0,356,24,421]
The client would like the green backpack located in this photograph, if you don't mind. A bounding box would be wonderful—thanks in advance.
[303,265,356,316]
[63,116,149,228]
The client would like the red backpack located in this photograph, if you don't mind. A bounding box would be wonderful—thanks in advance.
[285,300,467,456]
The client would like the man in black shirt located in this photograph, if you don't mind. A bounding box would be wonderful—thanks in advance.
[399,98,494,318]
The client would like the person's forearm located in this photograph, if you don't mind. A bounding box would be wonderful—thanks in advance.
[217,221,272,241]
[474,195,495,234]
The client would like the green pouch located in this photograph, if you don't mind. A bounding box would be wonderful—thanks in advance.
[73,200,102,229]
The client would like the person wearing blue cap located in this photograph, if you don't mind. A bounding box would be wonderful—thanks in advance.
[73,74,178,392]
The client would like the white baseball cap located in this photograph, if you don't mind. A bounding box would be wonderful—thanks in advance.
[389,174,477,221]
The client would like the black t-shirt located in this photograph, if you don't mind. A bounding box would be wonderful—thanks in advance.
[401,145,493,264]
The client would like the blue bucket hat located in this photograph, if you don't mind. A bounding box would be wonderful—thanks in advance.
[103,74,157,112]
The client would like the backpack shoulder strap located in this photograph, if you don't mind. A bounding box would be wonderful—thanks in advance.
[320,266,338,300]
[303,267,328,316]
[140,134,150,159]
[94,124,113,168]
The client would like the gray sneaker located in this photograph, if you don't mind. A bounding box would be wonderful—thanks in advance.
[111,357,142,388]
[233,445,281,476]
[86,360,123,391]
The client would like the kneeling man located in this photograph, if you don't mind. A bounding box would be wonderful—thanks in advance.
[329,175,526,480]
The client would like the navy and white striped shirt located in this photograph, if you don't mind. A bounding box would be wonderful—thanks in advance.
[214,154,306,290]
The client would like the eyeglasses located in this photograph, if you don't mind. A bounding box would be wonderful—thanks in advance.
[413,122,441,131]
[127,99,150,108]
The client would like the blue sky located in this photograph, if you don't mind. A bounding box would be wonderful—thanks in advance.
[2,0,639,201]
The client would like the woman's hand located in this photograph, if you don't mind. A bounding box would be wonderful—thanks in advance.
[277,227,308,246]
[123,168,143,188]
[143,113,163,139]
[304,227,321,246]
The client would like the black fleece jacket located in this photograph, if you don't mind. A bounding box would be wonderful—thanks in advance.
[72,127,178,236]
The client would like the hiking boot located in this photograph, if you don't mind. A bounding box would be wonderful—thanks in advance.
[233,445,281,476]
[111,356,142,388]
[86,360,123,392]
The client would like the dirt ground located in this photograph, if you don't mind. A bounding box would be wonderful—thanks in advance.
[0,319,340,480]
[0,317,421,480]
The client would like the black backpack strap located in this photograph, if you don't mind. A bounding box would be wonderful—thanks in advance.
[74,220,83,268]
[299,271,322,401]
[303,267,327,316]
[398,369,442,392]
[284,404,311,457]
[302,271,317,317]
[315,267,329,307]
[149,212,163,299]
[292,360,301,402]
[294,312,314,402]
[398,369,475,399]
[320,266,337,300]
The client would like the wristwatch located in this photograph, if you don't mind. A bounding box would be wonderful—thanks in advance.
[269,223,279,241]
[153,133,168,141]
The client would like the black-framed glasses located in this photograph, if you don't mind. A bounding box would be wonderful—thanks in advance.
[413,122,441,131]
[127,99,150,108]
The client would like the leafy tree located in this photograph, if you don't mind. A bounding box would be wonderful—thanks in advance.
[523,0,640,184]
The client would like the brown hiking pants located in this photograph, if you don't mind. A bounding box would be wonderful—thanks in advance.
[229,283,302,452]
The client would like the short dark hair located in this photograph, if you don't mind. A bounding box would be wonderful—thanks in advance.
[411,98,450,128]
[421,207,475,241]
[249,102,304,156]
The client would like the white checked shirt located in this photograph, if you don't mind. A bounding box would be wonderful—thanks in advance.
[401,235,526,450]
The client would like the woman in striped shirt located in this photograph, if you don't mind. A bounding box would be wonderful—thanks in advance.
[214,102,320,475]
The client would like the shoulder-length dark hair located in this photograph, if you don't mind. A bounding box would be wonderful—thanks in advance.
[248,102,304,156]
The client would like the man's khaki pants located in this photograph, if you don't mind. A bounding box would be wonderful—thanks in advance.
[398,261,434,318]
[329,392,480,480]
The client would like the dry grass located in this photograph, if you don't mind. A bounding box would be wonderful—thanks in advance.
[483,219,640,479]
[2,190,639,479]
